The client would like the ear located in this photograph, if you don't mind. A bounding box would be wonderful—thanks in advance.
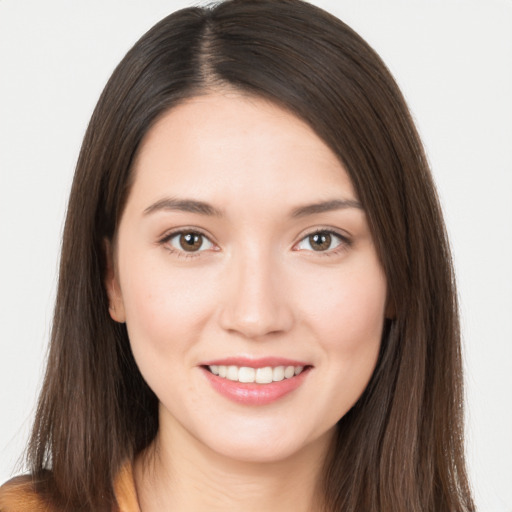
[104,238,126,323]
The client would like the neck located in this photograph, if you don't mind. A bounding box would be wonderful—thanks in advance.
[134,418,332,512]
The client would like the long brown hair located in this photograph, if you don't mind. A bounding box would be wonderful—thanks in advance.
[27,1,474,510]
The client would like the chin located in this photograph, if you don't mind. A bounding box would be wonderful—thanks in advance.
[197,421,332,465]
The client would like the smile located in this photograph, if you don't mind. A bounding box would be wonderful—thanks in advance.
[207,365,305,384]
[201,358,312,405]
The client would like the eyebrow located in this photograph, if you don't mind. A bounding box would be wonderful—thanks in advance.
[143,197,363,218]
[143,197,224,217]
[291,199,363,217]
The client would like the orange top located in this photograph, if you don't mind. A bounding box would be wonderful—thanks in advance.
[0,461,140,512]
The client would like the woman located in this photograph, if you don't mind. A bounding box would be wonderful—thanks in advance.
[0,0,475,510]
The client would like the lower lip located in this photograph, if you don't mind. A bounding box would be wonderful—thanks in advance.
[202,367,311,406]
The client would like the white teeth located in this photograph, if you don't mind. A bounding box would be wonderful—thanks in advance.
[209,364,306,384]
[226,366,238,381]
[255,366,273,384]
[272,366,285,381]
[238,367,255,383]
[284,366,295,379]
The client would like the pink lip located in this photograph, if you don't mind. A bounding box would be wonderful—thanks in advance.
[201,356,309,368]
[199,358,312,406]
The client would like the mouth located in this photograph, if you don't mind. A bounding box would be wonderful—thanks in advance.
[203,364,308,384]
[200,358,312,405]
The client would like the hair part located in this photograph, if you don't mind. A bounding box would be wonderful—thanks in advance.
[27,1,474,510]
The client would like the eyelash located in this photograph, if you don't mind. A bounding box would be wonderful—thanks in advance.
[295,229,351,257]
[158,228,215,259]
[158,228,351,259]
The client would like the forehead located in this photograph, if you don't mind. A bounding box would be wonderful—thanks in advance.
[130,92,357,208]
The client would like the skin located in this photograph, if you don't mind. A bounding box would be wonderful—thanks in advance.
[106,91,388,511]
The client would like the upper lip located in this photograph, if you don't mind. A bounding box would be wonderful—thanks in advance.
[200,356,311,368]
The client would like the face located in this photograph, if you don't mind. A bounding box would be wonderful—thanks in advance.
[107,92,388,463]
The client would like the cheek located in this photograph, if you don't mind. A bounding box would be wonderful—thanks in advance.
[297,262,387,351]
[119,259,222,408]
[118,255,218,357]
[294,257,386,413]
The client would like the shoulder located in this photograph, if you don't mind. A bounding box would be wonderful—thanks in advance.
[0,460,139,512]
[0,474,55,512]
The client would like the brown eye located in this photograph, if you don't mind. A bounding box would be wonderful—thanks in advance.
[168,231,214,253]
[179,233,203,251]
[296,230,345,253]
[308,232,332,251]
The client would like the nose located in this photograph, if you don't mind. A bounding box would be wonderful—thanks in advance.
[218,248,294,339]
